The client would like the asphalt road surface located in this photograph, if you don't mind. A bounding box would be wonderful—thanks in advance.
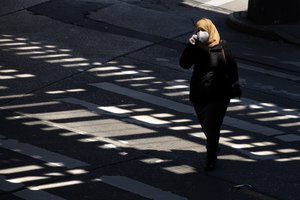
[1,1,299,200]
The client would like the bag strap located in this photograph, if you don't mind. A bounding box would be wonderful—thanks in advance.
[220,40,227,65]
[208,40,228,66]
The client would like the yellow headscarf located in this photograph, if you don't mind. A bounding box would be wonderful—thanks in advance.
[195,18,220,48]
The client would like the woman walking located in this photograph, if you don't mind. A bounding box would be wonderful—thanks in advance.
[179,18,241,171]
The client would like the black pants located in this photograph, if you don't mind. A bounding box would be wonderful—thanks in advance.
[192,99,230,162]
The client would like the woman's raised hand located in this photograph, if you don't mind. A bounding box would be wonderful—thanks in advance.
[189,34,198,45]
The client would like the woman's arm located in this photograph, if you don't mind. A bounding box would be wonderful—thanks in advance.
[179,43,196,69]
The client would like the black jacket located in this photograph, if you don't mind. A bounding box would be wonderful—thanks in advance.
[179,41,239,103]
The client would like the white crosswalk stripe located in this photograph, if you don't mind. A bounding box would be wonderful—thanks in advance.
[239,62,300,81]
[205,0,234,6]
[51,81,299,160]
[90,82,284,137]
[15,189,66,200]
[99,176,188,200]
[0,138,89,169]
[59,95,299,160]
[0,137,88,199]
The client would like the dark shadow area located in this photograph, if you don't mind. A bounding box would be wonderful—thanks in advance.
[0,1,299,200]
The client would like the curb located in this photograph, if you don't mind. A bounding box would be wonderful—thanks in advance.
[227,11,300,47]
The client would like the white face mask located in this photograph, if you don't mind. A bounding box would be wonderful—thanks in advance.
[197,30,209,43]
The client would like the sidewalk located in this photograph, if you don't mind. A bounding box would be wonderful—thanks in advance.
[228,11,300,47]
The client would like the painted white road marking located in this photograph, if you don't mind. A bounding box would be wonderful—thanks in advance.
[16,108,137,150]
[60,97,279,159]
[224,117,282,136]
[190,132,279,160]
[281,61,300,67]
[99,176,188,200]
[90,82,193,114]
[0,165,43,175]
[1,175,66,200]
[0,175,24,191]
[276,134,300,142]
[91,82,284,136]
[0,139,89,168]
[239,63,300,81]
[15,189,66,200]
[205,0,234,6]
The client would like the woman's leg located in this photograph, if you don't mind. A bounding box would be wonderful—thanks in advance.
[193,99,230,170]
[192,103,207,137]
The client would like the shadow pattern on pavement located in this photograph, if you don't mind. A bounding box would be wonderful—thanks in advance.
[0,1,299,200]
